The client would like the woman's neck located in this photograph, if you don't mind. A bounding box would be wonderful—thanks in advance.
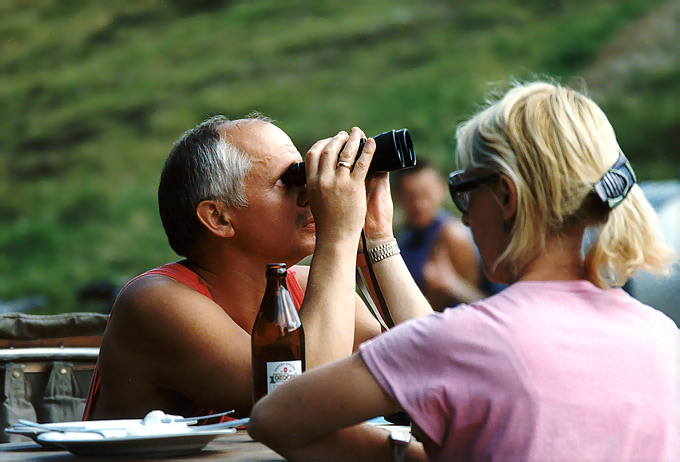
[517,231,587,282]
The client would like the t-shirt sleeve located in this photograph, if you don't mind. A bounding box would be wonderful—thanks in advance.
[359,310,455,446]
[359,305,503,447]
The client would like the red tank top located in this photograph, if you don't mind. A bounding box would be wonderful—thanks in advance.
[82,262,304,422]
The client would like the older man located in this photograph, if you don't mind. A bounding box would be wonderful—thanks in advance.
[83,115,431,420]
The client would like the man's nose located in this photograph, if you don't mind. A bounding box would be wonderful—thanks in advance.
[462,213,470,227]
[296,185,309,207]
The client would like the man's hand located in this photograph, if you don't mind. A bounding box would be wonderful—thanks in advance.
[304,127,376,245]
[363,172,395,250]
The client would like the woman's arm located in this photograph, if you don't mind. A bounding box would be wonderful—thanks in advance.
[248,352,426,462]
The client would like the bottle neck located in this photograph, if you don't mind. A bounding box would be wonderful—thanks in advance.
[261,273,300,330]
[265,274,287,294]
[260,274,289,318]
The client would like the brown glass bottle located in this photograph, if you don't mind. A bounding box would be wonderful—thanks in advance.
[252,263,305,404]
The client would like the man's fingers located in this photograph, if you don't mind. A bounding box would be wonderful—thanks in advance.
[336,127,363,169]
[319,131,350,174]
[307,137,333,153]
[305,137,333,177]
[307,128,375,182]
[352,137,375,178]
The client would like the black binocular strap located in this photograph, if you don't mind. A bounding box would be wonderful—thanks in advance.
[357,230,395,330]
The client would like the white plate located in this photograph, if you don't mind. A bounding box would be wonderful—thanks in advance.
[5,427,55,447]
[37,427,236,457]
[5,419,142,447]
[6,419,141,447]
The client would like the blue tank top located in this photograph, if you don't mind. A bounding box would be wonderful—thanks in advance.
[399,214,506,301]
[398,213,449,291]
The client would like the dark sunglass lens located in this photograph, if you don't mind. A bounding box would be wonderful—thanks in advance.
[448,172,462,197]
[448,171,468,213]
[456,193,468,214]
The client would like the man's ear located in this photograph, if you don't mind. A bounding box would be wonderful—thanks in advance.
[196,200,235,238]
[496,174,518,222]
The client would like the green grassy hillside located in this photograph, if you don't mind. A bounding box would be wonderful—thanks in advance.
[1,0,677,314]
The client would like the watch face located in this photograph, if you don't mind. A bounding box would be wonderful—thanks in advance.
[390,429,411,445]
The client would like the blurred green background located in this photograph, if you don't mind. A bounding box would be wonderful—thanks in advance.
[1,0,679,314]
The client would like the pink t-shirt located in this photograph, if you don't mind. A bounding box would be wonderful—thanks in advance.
[360,280,679,461]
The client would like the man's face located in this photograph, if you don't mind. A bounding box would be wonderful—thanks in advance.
[396,168,445,229]
[225,121,315,264]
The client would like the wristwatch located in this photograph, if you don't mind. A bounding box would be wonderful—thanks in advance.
[367,240,400,264]
[389,429,411,462]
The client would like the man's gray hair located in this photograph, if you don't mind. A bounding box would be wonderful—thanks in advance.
[158,115,255,257]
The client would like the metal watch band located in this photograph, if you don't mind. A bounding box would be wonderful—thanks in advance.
[367,240,400,264]
[389,429,411,462]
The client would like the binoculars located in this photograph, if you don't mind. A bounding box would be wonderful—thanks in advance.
[280,129,416,187]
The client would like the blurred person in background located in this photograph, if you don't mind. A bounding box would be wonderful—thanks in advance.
[249,80,678,461]
[83,116,432,422]
[393,160,492,311]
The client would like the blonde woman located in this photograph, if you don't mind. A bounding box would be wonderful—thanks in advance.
[249,81,678,461]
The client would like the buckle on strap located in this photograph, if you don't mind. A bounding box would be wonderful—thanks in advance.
[593,153,636,209]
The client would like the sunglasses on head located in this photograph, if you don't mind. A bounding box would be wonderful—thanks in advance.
[447,170,499,214]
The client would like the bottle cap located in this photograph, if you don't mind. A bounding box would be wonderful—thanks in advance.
[265,263,287,277]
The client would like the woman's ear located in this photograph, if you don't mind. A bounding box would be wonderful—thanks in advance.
[496,174,518,222]
[196,200,235,238]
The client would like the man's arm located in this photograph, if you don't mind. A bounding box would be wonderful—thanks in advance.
[422,220,486,306]
[357,250,433,326]
[293,264,381,350]
[249,353,426,462]
[297,129,377,368]
[359,173,434,325]
[441,219,482,286]
[296,129,431,364]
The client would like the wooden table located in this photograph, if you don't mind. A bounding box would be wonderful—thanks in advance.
[0,430,284,461]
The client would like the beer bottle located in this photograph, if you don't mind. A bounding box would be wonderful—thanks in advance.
[251,263,305,404]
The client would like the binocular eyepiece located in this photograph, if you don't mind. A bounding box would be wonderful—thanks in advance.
[281,129,416,187]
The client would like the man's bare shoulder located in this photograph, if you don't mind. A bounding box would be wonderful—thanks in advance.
[106,275,206,337]
[107,273,247,350]
[439,216,473,246]
[114,273,204,317]
[96,272,256,417]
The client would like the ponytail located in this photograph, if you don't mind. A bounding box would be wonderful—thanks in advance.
[584,185,675,288]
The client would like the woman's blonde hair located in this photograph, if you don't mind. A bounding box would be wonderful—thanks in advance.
[455,80,674,288]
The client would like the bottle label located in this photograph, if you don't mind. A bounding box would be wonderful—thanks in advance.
[266,360,302,393]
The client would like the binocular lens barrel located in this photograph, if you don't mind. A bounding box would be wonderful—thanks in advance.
[280,129,416,187]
